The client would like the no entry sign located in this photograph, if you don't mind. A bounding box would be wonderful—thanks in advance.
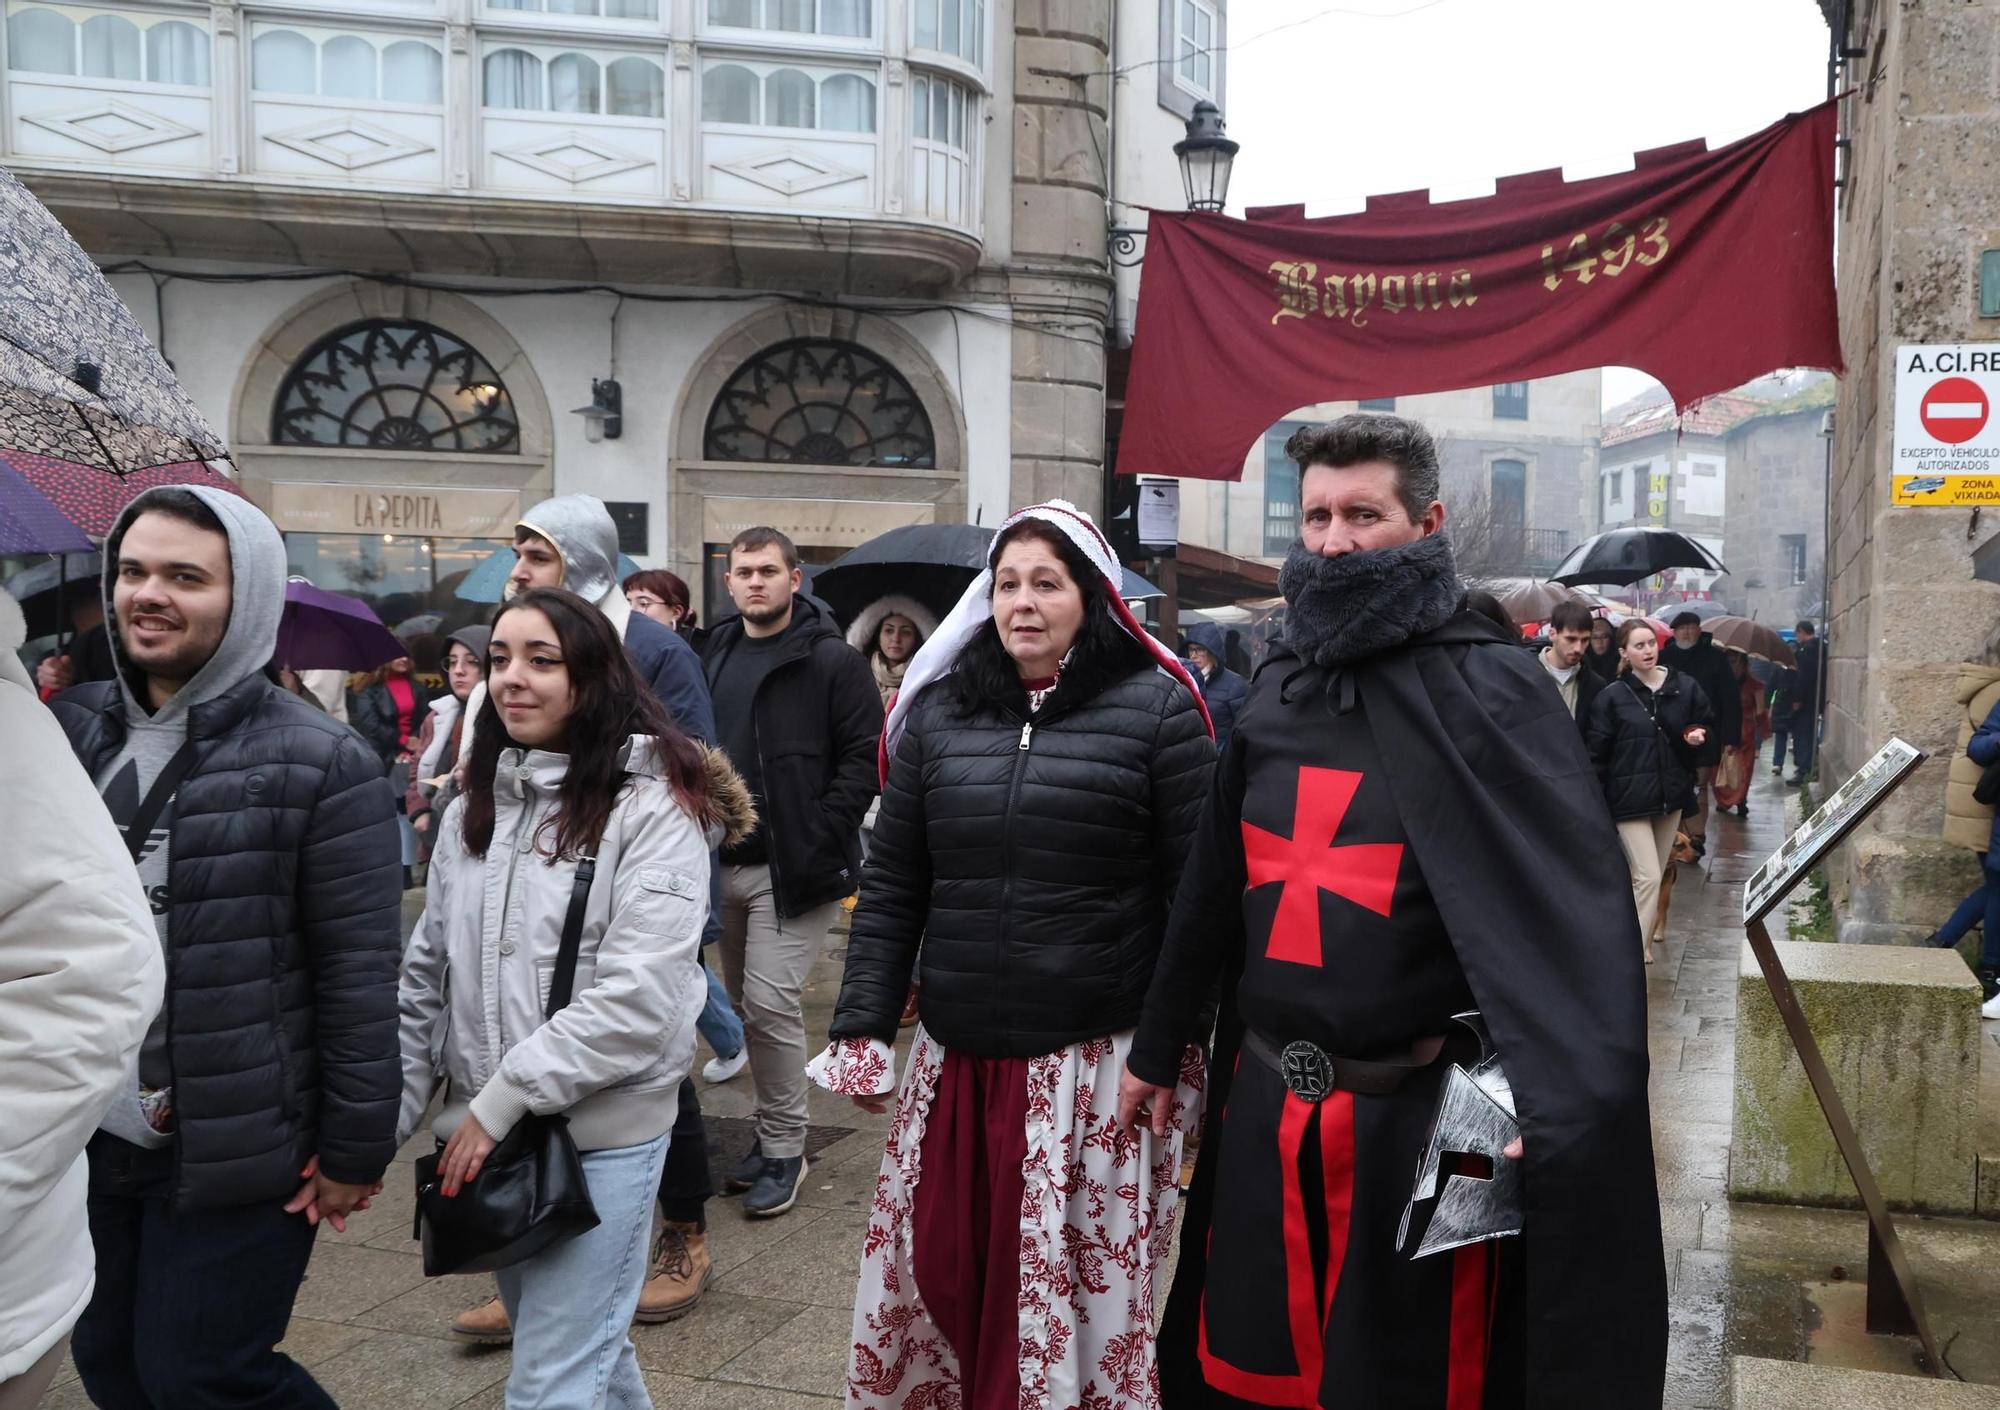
[1894,345,2000,504]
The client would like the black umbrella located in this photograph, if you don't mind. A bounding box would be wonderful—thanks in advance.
[3,550,100,638]
[0,167,226,473]
[1549,527,1726,587]
[811,522,1162,629]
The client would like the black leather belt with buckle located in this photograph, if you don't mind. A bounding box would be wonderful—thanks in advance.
[1241,1030,1440,1102]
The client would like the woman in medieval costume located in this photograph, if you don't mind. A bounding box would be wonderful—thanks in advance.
[1118,413,1666,1410]
[846,594,940,712]
[808,500,1215,1410]
[1712,648,1767,817]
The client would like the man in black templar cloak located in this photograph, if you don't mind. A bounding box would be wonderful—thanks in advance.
[1118,412,1665,1410]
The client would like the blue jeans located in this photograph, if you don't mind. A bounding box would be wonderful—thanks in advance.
[1937,864,2000,970]
[73,1134,332,1409]
[696,960,744,1060]
[497,1132,670,1410]
[1771,728,1792,772]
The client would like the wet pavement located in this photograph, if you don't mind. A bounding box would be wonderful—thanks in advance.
[1653,770,2000,1405]
[35,770,2000,1408]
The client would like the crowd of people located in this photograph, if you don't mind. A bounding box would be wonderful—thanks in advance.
[8,409,1725,1410]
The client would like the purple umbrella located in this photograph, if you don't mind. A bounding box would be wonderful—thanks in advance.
[278,580,407,672]
[0,455,92,553]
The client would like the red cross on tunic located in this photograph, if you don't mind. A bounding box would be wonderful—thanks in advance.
[1243,766,1405,968]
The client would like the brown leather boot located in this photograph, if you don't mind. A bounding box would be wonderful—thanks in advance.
[449,1293,513,1345]
[634,1221,710,1324]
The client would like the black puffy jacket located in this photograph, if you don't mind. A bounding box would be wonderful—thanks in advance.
[351,676,433,768]
[830,663,1214,1057]
[51,675,404,1209]
[1584,669,1714,822]
[1659,634,1740,761]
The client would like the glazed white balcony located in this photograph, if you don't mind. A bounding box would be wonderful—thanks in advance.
[4,0,988,291]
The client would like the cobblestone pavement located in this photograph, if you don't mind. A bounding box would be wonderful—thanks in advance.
[37,769,2000,1407]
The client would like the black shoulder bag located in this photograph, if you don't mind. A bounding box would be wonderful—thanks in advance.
[414,855,602,1277]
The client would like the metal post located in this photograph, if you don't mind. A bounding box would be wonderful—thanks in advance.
[1742,917,1939,1368]
[1156,557,1180,649]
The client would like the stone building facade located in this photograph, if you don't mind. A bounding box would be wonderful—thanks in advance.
[1174,373,1603,576]
[1818,0,2000,943]
[6,0,1218,623]
[1719,398,1831,628]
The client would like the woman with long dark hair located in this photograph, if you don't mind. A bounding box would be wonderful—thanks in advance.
[395,587,748,1409]
[1585,618,1712,963]
[808,502,1214,1410]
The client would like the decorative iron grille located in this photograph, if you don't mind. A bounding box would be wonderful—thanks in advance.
[703,338,936,468]
[273,321,520,452]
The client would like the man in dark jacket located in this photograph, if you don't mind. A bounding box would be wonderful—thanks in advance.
[702,526,882,1217]
[1534,598,1604,731]
[1185,621,1248,753]
[1788,620,1822,784]
[51,486,402,1410]
[1117,413,1663,1410]
[1659,612,1741,855]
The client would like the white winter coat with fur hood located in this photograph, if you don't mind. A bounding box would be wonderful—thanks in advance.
[397,736,727,1152]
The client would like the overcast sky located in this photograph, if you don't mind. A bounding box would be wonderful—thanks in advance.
[1213,0,1832,408]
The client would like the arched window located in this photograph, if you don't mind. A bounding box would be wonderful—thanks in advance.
[80,14,140,81]
[819,72,874,132]
[702,63,758,123]
[606,56,663,117]
[549,52,601,113]
[146,20,208,84]
[765,68,814,128]
[382,40,443,104]
[273,321,520,453]
[321,35,378,100]
[7,9,76,75]
[704,339,935,468]
[252,30,316,94]
[483,48,544,109]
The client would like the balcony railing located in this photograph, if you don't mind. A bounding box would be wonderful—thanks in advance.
[1,0,987,238]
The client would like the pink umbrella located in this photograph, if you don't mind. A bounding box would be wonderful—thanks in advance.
[2,451,240,537]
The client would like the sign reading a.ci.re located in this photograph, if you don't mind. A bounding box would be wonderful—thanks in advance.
[1893,344,2000,506]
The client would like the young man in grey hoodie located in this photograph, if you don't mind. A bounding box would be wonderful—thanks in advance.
[49,486,403,1410]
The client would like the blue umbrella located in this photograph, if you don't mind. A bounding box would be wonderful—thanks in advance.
[0,456,92,553]
[454,545,645,603]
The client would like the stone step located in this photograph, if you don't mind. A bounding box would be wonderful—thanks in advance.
[1733,1355,2000,1406]
[1979,1025,2000,1217]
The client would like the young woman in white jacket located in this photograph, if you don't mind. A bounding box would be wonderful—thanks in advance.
[397,586,743,1410]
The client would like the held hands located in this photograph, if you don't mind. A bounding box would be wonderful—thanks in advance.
[282,1154,383,1233]
[1116,1064,1175,1139]
[851,1093,893,1116]
[436,1115,499,1196]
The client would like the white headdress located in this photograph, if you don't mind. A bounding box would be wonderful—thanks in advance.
[877,500,1212,781]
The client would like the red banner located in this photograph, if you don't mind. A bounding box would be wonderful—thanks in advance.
[1118,101,1842,482]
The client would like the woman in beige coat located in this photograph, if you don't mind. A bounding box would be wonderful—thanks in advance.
[1927,624,2000,1011]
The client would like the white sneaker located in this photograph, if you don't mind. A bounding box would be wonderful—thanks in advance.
[702,1049,750,1083]
[1982,992,2000,1020]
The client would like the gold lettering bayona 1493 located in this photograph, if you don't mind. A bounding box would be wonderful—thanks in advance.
[1268,263,1477,328]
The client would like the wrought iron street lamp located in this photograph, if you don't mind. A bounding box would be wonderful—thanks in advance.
[1173,101,1238,213]
[1109,101,1240,267]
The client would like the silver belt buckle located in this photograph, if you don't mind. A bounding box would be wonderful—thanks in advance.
[1279,1040,1336,1103]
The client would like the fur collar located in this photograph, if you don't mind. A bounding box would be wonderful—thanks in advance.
[699,744,758,849]
[1278,533,1465,669]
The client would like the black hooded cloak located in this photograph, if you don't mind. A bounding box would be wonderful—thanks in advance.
[1129,609,1665,1409]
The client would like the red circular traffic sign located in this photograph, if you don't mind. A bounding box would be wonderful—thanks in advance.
[1920,376,1989,444]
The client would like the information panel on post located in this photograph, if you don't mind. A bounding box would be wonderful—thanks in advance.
[1893,344,2000,505]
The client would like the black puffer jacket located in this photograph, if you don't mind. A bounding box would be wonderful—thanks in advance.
[1659,633,1739,763]
[1585,669,1714,821]
[51,675,404,1209]
[351,676,433,768]
[831,663,1214,1056]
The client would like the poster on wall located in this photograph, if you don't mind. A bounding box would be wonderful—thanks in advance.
[1892,344,2000,505]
